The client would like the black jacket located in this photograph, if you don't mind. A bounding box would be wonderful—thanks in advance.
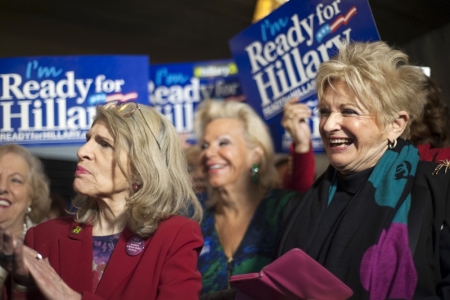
[276,161,450,299]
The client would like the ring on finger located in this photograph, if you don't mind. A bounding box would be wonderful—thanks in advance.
[35,253,43,260]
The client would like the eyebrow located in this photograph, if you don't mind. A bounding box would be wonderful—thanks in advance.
[339,102,358,108]
[95,133,114,143]
[85,131,114,144]
[2,172,26,180]
[203,134,231,142]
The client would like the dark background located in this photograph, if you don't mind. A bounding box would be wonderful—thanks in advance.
[1,0,449,111]
[1,0,449,201]
[1,0,449,62]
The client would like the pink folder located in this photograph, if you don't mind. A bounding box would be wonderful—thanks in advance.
[230,248,353,300]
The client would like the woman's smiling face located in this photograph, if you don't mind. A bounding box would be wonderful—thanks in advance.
[199,118,259,189]
[0,152,32,236]
[319,81,390,175]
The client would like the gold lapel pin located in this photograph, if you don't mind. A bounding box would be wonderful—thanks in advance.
[72,226,82,234]
[432,159,450,175]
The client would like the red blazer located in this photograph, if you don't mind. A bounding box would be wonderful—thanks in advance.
[17,215,203,300]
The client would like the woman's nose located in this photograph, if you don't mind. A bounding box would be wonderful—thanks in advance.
[0,178,7,194]
[202,144,217,158]
[321,112,342,133]
[77,141,93,160]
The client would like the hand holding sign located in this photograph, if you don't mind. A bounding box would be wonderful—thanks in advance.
[282,98,312,153]
[229,0,380,153]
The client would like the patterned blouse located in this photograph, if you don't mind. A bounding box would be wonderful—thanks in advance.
[92,232,121,292]
[198,189,298,294]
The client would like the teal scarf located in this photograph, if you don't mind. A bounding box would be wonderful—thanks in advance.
[282,139,420,299]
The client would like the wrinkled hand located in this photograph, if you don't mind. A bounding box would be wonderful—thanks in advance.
[281,98,312,153]
[25,254,81,300]
[0,226,33,285]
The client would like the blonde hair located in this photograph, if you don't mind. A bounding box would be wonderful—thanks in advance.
[316,41,427,138]
[194,100,279,205]
[0,144,51,224]
[73,104,202,238]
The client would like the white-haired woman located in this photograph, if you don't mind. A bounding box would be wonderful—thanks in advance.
[195,100,315,296]
[0,102,203,299]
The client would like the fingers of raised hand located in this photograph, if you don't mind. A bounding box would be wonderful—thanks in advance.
[23,246,46,272]
[283,111,311,129]
[11,241,35,285]
[0,226,14,252]
[284,104,311,122]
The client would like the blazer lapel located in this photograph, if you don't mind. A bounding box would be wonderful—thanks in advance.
[408,184,429,255]
[59,221,94,293]
[94,226,152,298]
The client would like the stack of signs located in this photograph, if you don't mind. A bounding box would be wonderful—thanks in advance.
[149,60,244,145]
[229,0,380,153]
[0,56,149,146]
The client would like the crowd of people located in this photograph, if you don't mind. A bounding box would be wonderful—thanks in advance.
[0,40,449,299]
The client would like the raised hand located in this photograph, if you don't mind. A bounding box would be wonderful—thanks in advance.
[281,98,312,153]
[25,252,82,300]
[0,226,33,286]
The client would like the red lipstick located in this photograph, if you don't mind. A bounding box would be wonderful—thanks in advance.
[75,166,90,176]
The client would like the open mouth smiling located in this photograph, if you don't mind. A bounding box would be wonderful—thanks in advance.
[208,164,225,170]
[0,199,11,207]
[330,138,354,148]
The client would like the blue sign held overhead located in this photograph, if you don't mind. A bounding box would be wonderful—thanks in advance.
[0,55,149,147]
[149,60,244,145]
[229,0,379,153]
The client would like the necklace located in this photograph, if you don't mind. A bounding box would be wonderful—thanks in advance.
[22,215,32,237]
[214,221,234,289]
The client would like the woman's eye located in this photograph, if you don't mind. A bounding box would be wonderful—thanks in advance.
[219,140,230,147]
[99,140,112,148]
[342,109,357,116]
[318,108,330,116]
[11,178,23,184]
[200,143,209,150]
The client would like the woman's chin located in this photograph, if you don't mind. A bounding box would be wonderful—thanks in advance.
[73,184,90,197]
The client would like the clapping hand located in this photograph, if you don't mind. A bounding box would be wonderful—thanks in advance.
[25,252,82,300]
[0,226,81,300]
[0,226,34,286]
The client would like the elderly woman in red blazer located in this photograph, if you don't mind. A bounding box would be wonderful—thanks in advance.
[0,102,204,300]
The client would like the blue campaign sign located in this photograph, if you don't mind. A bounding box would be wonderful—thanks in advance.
[0,55,149,146]
[149,60,244,144]
[229,0,379,152]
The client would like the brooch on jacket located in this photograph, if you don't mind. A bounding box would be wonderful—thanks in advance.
[432,159,450,175]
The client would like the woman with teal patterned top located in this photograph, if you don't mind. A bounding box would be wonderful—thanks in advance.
[194,100,315,296]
